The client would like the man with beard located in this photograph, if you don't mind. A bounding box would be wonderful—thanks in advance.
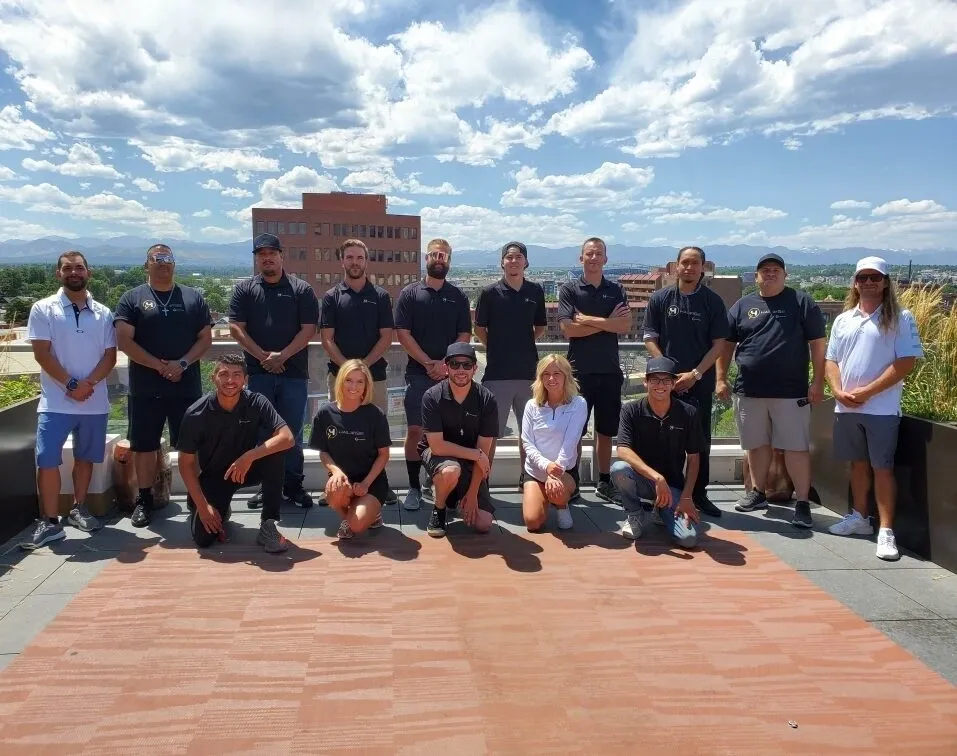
[394,238,472,511]
[23,251,117,549]
[319,238,397,505]
[229,233,320,510]
[419,343,498,538]
[176,354,295,553]
[114,244,213,528]
[643,246,728,518]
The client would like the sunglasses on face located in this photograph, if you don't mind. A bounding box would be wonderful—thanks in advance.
[447,359,474,370]
[855,273,885,283]
[150,254,175,264]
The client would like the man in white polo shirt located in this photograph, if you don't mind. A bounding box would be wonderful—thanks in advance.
[23,251,117,550]
[824,256,923,561]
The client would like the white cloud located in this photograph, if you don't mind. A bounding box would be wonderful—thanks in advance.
[501,162,655,212]
[0,182,185,236]
[639,192,706,214]
[652,205,788,226]
[21,143,123,178]
[419,204,587,249]
[386,195,416,208]
[132,177,160,192]
[342,167,460,195]
[546,0,957,157]
[0,216,80,241]
[199,179,224,191]
[621,222,643,233]
[199,225,246,242]
[0,105,55,150]
[0,166,19,181]
[871,199,947,216]
[782,137,802,151]
[831,199,872,210]
[192,209,212,218]
[132,138,279,175]
[227,166,339,224]
[221,186,254,198]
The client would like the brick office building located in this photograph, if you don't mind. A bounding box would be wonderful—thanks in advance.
[251,192,421,303]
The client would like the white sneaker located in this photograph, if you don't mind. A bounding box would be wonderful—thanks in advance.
[621,512,644,540]
[556,505,573,530]
[828,511,874,536]
[337,520,354,540]
[403,489,422,511]
[876,529,900,561]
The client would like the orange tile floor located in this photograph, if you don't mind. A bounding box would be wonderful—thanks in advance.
[1,526,956,755]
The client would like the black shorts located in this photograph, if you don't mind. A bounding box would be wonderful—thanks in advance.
[365,473,391,505]
[575,371,623,437]
[421,448,495,513]
[128,395,198,452]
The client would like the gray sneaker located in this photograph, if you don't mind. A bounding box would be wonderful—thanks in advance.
[621,512,644,540]
[67,504,101,532]
[21,519,66,550]
[403,488,423,511]
[734,490,768,512]
[256,519,290,553]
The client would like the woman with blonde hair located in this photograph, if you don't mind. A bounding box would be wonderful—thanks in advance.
[520,354,588,531]
[309,359,391,539]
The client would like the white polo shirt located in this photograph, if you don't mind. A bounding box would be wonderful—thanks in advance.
[27,289,116,415]
[825,305,923,416]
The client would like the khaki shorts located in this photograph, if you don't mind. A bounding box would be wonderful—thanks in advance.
[326,373,388,416]
[733,395,811,452]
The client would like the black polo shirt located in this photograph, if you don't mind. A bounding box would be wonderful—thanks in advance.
[228,273,319,380]
[642,284,730,391]
[475,278,547,382]
[394,280,471,377]
[319,280,394,382]
[727,288,826,398]
[618,396,703,490]
[416,380,499,456]
[309,402,391,482]
[557,275,627,376]
[114,283,213,398]
[176,389,287,475]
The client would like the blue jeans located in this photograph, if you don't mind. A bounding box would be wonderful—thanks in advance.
[247,373,308,492]
[610,461,698,549]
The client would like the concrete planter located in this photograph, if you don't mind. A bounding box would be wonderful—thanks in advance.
[0,395,40,543]
[811,397,957,572]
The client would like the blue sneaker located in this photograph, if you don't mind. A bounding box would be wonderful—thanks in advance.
[21,519,66,550]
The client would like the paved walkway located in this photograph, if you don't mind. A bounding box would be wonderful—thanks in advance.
[1,486,957,754]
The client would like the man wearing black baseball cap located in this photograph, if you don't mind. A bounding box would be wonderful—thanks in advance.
[228,231,320,510]
[417,342,499,538]
[610,356,701,547]
[717,252,826,528]
[474,241,547,490]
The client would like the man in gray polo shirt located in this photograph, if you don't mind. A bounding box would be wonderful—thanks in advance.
[824,256,922,561]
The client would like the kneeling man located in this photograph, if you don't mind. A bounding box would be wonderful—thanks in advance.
[420,343,499,538]
[177,354,295,552]
[611,357,701,548]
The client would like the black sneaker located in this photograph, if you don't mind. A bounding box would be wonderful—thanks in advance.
[695,496,722,518]
[595,480,621,503]
[733,490,767,512]
[130,499,151,528]
[384,488,399,506]
[791,500,813,529]
[427,506,447,538]
[569,485,582,502]
[246,489,263,510]
[284,488,314,509]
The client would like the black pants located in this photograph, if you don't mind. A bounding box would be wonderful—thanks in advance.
[681,383,713,504]
[188,454,283,548]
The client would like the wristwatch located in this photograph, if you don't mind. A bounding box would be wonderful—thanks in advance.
[178,359,189,370]
[66,377,79,391]
[691,368,702,381]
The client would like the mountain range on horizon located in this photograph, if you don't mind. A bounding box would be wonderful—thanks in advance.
[0,236,953,270]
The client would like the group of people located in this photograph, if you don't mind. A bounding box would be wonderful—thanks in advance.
[23,234,921,561]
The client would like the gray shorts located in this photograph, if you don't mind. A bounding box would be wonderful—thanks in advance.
[733,395,811,451]
[483,379,532,439]
[421,449,495,512]
[403,373,440,428]
[833,413,900,469]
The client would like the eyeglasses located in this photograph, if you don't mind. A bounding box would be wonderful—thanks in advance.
[855,273,885,283]
[447,359,474,370]
[647,376,675,386]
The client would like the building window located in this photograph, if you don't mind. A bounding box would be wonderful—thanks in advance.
[401,250,409,263]
[387,226,394,239]
[387,274,394,286]
[256,221,265,234]
[278,222,285,234]
[315,273,321,281]
[411,227,418,239]
[314,223,322,235]
[333,224,340,236]
[298,248,306,261]
[267,221,277,234]
[412,250,418,263]
[377,225,384,238]
[299,222,306,235]
[315,249,322,261]
[322,223,330,236]
[386,251,393,263]
[323,249,332,262]
[323,273,331,284]
[402,227,410,239]
[358,224,366,237]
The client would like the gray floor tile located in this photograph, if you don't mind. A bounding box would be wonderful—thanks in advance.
[872,620,957,687]
[0,596,22,621]
[745,531,854,571]
[0,593,76,654]
[0,653,18,671]
[814,529,937,569]
[802,570,941,621]
[868,569,957,620]
[0,554,68,598]
[30,557,111,595]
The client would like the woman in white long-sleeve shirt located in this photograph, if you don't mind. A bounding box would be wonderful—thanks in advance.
[521,354,588,531]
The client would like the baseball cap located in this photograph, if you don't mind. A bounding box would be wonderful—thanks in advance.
[252,233,282,253]
[501,241,528,259]
[445,342,477,362]
[855,256,888,276]
[757,252,786,270]
[645,356,678,376]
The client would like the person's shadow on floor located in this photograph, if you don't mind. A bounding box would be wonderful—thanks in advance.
[446,522,545,573]
[334,526,422,562]
[634,521,748,566]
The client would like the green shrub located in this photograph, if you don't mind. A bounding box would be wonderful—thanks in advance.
[0,375,40,410]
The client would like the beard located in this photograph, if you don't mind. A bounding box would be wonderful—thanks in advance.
[449,371,471,387]
[346,266,365,280]
[63,277,87,292]
[426,262,448,279]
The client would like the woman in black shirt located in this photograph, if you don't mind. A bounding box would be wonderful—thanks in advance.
[310,359,392,539]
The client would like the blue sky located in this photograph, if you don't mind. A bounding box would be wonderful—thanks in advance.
[0,0,956,252]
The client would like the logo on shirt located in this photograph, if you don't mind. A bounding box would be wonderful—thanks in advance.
[525,298,536,305]
[747,307,761,319]
[465,411,476,418]
[326,426,338,439]
[142,300,156,312]
[239,420,251,425]
[667,305,679,317]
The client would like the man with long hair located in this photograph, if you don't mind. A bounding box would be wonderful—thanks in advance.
[824,257,923,560]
